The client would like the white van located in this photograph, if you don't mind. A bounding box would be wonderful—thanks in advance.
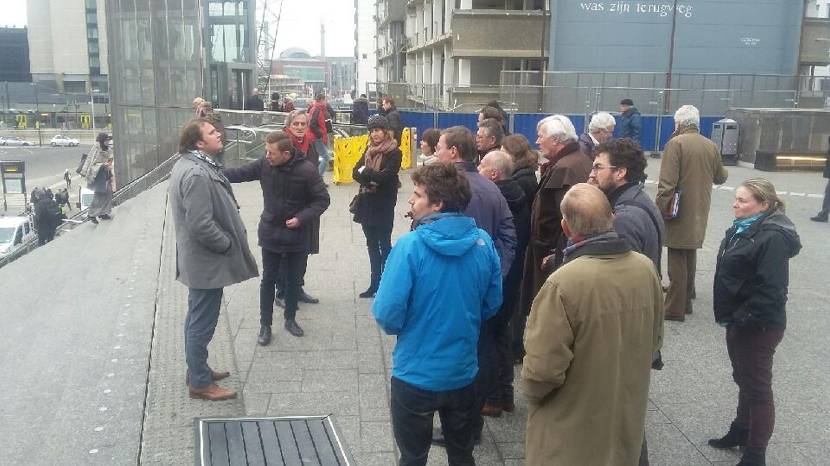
[0,216,36,258]
[78,187,95,211]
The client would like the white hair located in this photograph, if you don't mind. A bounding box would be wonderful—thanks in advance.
[481,150,514,180]
[674,105,700,128]
[537,114,577,142]
[588,112,616,133]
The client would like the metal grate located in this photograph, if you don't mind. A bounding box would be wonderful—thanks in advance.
[194,415,355,466]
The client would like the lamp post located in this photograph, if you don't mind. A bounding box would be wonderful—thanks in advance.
[90,88,97,132]
[31,83,42,146]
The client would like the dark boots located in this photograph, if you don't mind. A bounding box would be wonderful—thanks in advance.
[708,422,748,449]
[736,448,765,466]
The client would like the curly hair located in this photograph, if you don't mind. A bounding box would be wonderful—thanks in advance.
[411,163,472,213]
[594,138,647,183]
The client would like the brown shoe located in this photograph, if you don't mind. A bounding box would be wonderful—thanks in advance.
[665,314,685,322]
[481,402,503,417]
[185,369,231,386]
[189,384,237,401]
[502,401,515,413]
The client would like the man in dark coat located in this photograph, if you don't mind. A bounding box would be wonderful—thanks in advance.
[578,111,615,160]
[224,131,330,343]
[478,150,530,417]
[619,98,642,142]
[518,115,591,325]
[351,94,370,124]
[34,190,63,245]
[170,119,259,401]
[432,125,516,446]
[476,118,504,162]
[244,87,265,111]
[810,137,830,222]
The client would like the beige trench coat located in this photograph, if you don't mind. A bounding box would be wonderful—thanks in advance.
[520,250,664,465]
[655,126,728,249]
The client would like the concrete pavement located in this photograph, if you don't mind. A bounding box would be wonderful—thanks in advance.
[0,158,828,465]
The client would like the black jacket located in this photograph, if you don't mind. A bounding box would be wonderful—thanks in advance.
[352,98,369,124]
[494,177,531,322]
[510,166,538,203]
[713,210,801,330]
[224,149,330,253]
[352,147,402,227]
[380,107,404,145]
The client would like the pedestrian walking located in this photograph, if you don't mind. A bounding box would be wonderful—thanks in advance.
[810,139,830,222]
[34,189,63,245]
[656,105,728,321]
[224,131,330,342]
[521,183,663,466]
[619,98,642,141]
[708,178,800,466]
[351,93,369,125]
[80,132,115,223]
[309,93,332,177]
[351,115,402,298]
[64,169,72,190]
[169,118,258,401]
[373,163,502,466]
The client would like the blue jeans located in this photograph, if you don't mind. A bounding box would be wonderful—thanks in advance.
[185,288,223,388]
[390,377,475,466]
[314,139,330,176]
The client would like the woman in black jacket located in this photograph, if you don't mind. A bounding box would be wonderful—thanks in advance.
[708,178,801,466]
[352,115,402,298]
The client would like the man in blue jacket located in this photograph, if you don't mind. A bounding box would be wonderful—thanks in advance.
[619,98,642,142]
[373,163,502,466]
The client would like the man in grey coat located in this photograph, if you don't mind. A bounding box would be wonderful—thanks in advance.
[169,119,259,401]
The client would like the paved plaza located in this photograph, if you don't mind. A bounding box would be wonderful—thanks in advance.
[1,158,828,465]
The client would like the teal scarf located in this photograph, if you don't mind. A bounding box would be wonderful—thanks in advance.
[731,212,764,238]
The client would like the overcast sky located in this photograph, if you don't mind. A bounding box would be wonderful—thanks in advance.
[0,0,356,57]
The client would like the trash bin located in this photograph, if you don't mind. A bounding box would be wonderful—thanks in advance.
[711,118,739,165]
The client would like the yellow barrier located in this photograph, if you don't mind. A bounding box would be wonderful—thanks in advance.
[332,128,412,185]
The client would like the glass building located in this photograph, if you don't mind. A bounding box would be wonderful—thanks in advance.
[106,0,255,186]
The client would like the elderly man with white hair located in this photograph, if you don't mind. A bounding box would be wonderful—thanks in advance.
[656,104,728,322]
[578,111,616,159]
[518,115,592,325]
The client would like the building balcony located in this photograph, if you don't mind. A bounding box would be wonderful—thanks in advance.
[801,17,830,66]
[450,9,549,58]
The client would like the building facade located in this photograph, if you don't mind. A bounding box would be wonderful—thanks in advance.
[326,57,357,98]
[27,0,109,93]
[0,27,32,83]
[203,0,257,110]
[376,0,407,85]
[355,0,377,97]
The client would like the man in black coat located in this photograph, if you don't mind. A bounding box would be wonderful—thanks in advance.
[244,88,265,111]
[477,150,530,417]
[810,139,830,222]
[379,96,404,145]
[34,190,63,245]
[351,94,370,124]
[224,130,330,343]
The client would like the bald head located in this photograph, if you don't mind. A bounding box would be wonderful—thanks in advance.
[561,183,613,238]
[478,150,514,181]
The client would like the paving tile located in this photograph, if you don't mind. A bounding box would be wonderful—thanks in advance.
[358,421,395,453]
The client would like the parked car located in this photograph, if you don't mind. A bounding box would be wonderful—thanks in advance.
[0,136,32,146]
[0,216,36,258]
[50,135,80,147]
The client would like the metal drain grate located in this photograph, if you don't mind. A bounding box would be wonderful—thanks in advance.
[194,415,355,466]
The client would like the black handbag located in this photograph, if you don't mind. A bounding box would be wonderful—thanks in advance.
[349,192,363,214]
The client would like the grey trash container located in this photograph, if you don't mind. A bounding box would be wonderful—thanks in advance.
[711,118,739,165]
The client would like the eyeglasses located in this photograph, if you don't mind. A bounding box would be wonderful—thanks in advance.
[591,164,618,172]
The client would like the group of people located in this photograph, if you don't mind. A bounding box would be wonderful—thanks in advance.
[168,96,800,466]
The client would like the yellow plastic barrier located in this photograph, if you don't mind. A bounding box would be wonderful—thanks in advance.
[332,128,413,185]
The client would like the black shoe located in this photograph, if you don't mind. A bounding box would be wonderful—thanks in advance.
[431,427,481,447]
[284,319,304,337]
[88,216,98,224]
[298,289,319,304]
[708,423,748,449]
[257,325,272,346]
[359,286,377,299]
[98,214,112,220]
[736,448,765,466]
[810,214,828,223]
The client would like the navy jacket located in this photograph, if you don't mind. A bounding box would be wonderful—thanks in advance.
[619,107,642,141]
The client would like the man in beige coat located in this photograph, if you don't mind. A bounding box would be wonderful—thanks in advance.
[656,105,728,321]
[520,184,663,466]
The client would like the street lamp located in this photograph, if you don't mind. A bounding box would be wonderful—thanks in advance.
[90,88,98,131]
[31,82,42,146]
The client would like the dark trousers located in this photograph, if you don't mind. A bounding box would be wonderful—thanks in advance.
[260,249,304,325]
[819,180,830,217]
[185,288,223,389]
[390,377,476,466]
[362,224,393,287]
[486,312,514,406]
[37,228,55,245]
[471,321,498,437]
[277,253,309,292]
[726,325,785,451]
[665,248,696,318]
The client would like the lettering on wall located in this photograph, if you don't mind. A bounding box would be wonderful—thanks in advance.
[579,2,695,18]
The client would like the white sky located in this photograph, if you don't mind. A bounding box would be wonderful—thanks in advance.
[0,0,356,57]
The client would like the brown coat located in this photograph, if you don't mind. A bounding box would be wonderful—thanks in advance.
[519,142,591,316]
[656,126,728,249]
[520,241,664,466]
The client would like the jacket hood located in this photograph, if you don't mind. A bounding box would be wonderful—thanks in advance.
[415,213,483,257]
[758,210,802,258]
[495,178,526,209]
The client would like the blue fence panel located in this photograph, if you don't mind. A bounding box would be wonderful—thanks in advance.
[400,111,436,137]
[437,113,479,134]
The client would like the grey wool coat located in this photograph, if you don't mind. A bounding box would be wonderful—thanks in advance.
[169,151,259,289]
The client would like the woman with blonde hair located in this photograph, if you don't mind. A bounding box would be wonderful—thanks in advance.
[708,178,801,466]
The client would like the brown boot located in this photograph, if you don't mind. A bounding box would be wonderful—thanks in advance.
[481,402,503,417]
[665,314,685,322]
[189,384,237,401]
[185,369,231,386]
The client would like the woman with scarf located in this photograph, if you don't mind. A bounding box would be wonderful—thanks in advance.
[352,115,402,298]
[80,132,114,223]
[708,178,801,466]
